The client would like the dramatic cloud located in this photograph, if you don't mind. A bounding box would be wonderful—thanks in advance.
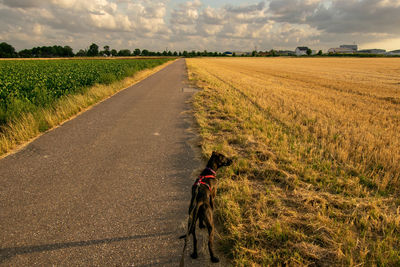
[269,0,320,23]
[308,0,400,35]
[2,0,42,8]
[0,0,399,52]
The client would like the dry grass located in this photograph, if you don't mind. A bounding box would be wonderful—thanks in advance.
[187,57,400,266]
[0,59,175,157]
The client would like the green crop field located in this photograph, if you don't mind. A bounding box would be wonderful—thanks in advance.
[0,58,171,126]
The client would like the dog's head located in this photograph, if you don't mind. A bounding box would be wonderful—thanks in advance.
[208,151,233,170]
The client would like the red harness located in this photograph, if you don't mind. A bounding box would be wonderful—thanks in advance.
[194,168,216,191]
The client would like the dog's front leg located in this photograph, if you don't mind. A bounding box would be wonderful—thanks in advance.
[210,188,217,210]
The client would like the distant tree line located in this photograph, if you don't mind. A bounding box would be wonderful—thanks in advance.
[0,42,232,58]
[3,42,396,58]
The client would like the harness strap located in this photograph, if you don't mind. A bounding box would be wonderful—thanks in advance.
[206,167,216,175]
[194,174,215,191]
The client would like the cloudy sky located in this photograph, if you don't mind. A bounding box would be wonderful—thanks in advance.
[1,0,399,52]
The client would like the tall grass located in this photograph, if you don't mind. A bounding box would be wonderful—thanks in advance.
[187,58,400,266]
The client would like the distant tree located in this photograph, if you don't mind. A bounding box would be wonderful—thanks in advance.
[53,45,62,56]
[182,50,188,57]
[141,49,149,56]
[111,49,117,56]
[0,42,17,57]
[49,46,57,56]
[76,49,87,57]
[18,49,32,58]
[31,47,39,57]
[317,50,323,56]
[156,51,161,56]
[63,46,74,57]
[162,51,167,56]
[133,48,141,56]
[306,48,312,56]
[117,49,131,56]
[167,51,172,56]
[33,46,49,57]
[251,50,257,56]
[173,51,178,56]
[232,52,236,57]
[87,43,99,56]
[102,45,110,56]
[178,51,182,56]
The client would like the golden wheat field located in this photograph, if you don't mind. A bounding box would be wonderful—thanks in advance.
[187,57,400,266]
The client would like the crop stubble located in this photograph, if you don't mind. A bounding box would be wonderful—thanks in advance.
[187,57,400,265]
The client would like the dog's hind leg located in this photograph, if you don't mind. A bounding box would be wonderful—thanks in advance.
[198,206,206,229]
[204,204,219,263]
[190,225,198,259]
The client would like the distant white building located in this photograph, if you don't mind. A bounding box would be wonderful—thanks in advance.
[328,44,358,54]
[295,47,309,56]
[328,47,355,54]
[340,44,358,51]
[358,49,386,54]
[386,50,400,55]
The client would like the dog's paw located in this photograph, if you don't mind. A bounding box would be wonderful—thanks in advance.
[190,252,198,259]
[211,256,220,263]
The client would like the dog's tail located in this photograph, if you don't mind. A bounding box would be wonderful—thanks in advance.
[178,198,201,239]
[179,187,202,267]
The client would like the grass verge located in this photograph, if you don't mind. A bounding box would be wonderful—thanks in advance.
[0,59,175,157]
[187,58,400,266]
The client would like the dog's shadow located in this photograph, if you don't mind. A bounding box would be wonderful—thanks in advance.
[0,232,172,264]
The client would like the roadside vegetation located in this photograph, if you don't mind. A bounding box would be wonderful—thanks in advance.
[0,58,173,156]
[187,57,400,266]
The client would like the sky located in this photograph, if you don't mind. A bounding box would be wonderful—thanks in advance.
[1,0,400,52]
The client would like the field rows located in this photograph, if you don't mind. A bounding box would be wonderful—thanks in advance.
[200,58,400,192]
[0,58,172,155]
[0,58,170,126]
[187,58,400,265]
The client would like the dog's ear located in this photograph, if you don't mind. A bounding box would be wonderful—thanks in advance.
[222,156,233,167]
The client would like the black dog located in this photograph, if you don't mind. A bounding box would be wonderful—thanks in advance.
[179,151,233,266]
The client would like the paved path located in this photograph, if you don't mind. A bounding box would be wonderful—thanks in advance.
[0,59,212,266]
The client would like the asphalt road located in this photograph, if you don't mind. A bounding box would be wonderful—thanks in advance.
[0,59,215,266]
